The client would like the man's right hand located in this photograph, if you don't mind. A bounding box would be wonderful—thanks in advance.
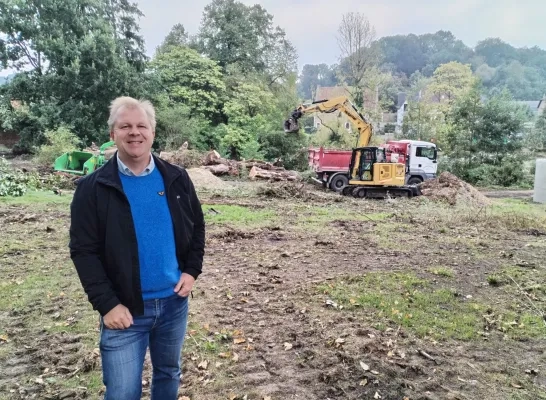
[103,304,133,329]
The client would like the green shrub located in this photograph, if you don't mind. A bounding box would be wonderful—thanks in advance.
[0,157,27,197]
[258,130,309,171]
[439,155,534,188]
[34,126,80,166]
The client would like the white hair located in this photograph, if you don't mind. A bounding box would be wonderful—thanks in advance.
[108,96,156,131]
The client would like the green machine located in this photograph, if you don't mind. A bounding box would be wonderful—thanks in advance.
[54,141,116,176]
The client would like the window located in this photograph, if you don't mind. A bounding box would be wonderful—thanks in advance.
[416,146,436,160]
[345,122,350,130]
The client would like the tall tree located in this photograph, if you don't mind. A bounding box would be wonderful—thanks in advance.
[150,46,225,119]
[297,64,338,100]
[104,0,147,71]
[448,86,525,163]
[475,38,518,68]
[419,31,473,75]
[428,62,476,104]
[376,31,472,78]
[196,0,297,84]
[336,12,380,107]
[156,23,188,54]
[217,80,275,159]
[0,0,150,149]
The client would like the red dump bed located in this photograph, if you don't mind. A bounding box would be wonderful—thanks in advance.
[308,147,352,173]
[308,143,409,174]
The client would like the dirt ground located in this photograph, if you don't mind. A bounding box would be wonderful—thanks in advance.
[481,190,534,200]
[1,176,545,400]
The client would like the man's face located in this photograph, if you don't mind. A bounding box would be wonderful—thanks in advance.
[110,106,155,160]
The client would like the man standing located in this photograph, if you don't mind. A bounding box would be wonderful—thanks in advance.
[69,96,205,399]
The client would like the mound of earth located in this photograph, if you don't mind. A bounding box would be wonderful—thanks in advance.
[186,167,231,190]
[419,172,491,206]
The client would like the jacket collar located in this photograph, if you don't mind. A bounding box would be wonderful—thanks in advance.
[96,151,182,189]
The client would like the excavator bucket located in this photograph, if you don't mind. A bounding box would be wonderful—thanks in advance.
[284,118,300,133]
[284,110,303,133]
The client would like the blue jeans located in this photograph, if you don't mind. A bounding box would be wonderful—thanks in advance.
[99,294,189,400]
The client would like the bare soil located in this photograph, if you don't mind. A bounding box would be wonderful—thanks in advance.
[481,190,534,200]
[0,179,545,400]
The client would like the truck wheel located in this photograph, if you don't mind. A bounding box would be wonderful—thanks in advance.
[329,174,349,192]
[407,176,423,186]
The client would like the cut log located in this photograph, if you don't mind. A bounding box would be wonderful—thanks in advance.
[203,164,231,175]
[204,150,222,165]
[159,151,176,164]
[248,166,300,181]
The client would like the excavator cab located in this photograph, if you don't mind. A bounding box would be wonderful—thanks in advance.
[349,147,383,182]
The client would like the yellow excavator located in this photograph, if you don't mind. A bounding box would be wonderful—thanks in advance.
[284,96,420,198]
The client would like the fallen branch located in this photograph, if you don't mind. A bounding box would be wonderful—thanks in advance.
[417,349,438,364]
[506,274,546,326]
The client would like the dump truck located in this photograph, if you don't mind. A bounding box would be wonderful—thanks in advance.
[285,96,437,198]
[308,139,438,192]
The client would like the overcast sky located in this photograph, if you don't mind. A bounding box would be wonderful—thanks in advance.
[1,0,544,77]
[135,0,546,68]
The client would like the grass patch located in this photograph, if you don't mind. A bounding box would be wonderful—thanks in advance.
[317,272,546,341]
[487,274,507,286]
[429,267,454,278]
[184,322,241,362]
[369,222,414,251]
[61,370,103,392]
[202,204,276,227]
[407,200,546,232]
[318,272,483,340]
[0,189,73,207]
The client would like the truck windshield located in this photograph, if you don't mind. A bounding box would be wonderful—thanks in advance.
[416,147,437,160]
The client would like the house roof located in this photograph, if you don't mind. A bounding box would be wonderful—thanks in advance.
[314,86,353,102]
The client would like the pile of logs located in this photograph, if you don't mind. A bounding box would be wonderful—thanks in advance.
[202,150,300,181]
[160,147,301,182]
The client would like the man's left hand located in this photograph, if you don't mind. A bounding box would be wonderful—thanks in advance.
[174,273,195,297]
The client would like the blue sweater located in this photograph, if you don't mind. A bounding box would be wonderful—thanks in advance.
[119,168,180,300]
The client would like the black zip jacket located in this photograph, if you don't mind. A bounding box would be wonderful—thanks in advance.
[69,153,205,317]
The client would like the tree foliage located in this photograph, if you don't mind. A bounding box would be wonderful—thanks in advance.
[373,32,546,100]
[195,0,297,84]
[156,23,188,54]
[428,62,476,103]
[0,0,150,150]
[441,86,530,186]
[336,12,380,108]
[151,46,225,118]
[297,64,339,100]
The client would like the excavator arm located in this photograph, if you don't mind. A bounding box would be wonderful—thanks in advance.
[284,96,373,148]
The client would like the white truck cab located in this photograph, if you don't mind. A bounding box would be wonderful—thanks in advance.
[395,140,438,185]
